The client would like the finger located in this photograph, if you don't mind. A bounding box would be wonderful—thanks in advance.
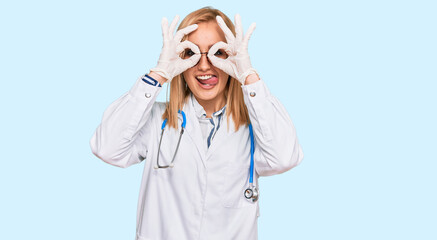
[208,54,226,68]
[243,22,256,45]
[209,54,232,75]
[208,43,236,78]
[207,41,231,57]
[234,14,243,41]
[161,17,169,40]
[216,16,235,43]
[179,53,201,70]
[174,24,198,42]
[210,56,237,79]
[176,40,200,54]
[168,15,180,38]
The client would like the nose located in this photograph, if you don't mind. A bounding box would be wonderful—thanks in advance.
[197,52,212,71]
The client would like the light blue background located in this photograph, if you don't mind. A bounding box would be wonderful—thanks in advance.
[1,0,436,239]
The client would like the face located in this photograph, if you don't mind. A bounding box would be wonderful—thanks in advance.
[183,21,229,105]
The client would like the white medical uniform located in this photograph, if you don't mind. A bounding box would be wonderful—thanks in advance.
[90,77,303,240]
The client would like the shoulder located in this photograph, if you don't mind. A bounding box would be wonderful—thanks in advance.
[151,101,166,118]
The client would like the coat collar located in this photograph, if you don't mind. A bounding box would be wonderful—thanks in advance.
[190,94,226,119]
[205,109,237,158]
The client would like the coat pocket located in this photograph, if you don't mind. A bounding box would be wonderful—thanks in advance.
[221,165,253,208]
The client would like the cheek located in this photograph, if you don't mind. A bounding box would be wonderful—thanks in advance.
[183,73,200,91]
[218,72,229,87]
[182,69,190,79]
[183,70,194,84]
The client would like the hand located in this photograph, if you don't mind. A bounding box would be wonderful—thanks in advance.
[150,15,201,83]
[207,14,258,85]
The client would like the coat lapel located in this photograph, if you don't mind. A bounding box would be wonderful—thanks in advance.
[179,96,207,169]
[206,112,237,159]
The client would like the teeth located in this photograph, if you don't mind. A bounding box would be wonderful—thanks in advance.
[197,75,212,80]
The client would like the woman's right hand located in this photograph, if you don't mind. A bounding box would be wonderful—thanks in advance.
[150,15,201,84]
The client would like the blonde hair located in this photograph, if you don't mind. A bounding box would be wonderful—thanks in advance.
[162,7,250,131]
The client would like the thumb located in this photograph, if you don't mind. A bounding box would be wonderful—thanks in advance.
[176,53,201,75]
[209,55,236,79]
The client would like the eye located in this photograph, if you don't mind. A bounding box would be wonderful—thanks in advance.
[185,49,195,57]
[213,49,228,59]
[214,50,224,56]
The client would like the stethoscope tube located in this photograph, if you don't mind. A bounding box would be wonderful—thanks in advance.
[249,123,255,184]
[155,110,186,169]
[244,123,259,202]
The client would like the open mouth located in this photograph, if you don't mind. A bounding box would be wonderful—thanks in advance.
[196,74,218,88]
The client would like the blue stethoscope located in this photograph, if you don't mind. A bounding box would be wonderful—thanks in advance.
[155,110,259,202]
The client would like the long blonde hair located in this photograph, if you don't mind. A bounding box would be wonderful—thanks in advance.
[162,7,250,131]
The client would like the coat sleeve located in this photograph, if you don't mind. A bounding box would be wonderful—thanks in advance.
[90,77,163,168]
[242,79,303,176]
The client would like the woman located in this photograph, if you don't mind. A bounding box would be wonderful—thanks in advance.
[90,7,303,240]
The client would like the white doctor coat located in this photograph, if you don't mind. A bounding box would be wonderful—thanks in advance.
[90,77,303,240]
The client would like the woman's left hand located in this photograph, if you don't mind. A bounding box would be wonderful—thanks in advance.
[208,14,258,85]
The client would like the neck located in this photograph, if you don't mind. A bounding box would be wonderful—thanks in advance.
[196,95,226,118]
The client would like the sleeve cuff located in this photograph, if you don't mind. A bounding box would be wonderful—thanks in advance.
[141,74,162,87]
[128,76,162,104]
[241,79,271,101]
[241,79,274,142]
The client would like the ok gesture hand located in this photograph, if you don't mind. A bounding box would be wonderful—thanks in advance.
[207,14,258,85]
[151,15,201,83]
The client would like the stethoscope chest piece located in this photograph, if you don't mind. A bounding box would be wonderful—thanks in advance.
[244,186,259,202]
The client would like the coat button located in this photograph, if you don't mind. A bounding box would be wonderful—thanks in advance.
[249,92,256,97]
[145,93,151,98]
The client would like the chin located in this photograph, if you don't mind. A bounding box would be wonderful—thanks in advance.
[192,89,221,101]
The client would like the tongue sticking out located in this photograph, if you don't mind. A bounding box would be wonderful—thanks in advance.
[199,76,218,85]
